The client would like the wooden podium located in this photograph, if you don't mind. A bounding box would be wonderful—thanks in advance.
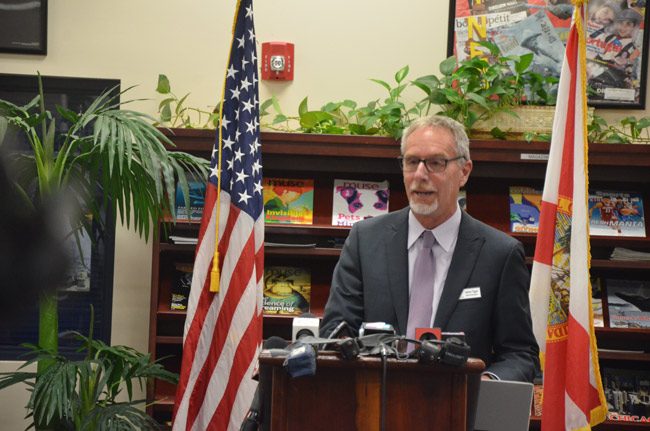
[258,350,485,431]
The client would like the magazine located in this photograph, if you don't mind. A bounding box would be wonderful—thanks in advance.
[491,10,566,76]
[602,367,650,422]
[588,191,645,237]
[170,263,193,311]
[175,180,206,222]
[509,186,542,233]
[606,279,650,329]
[263,178,314,225]
[332,179,389,227]
[263,266,311,315]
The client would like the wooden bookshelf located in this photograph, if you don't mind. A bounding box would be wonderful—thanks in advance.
[148,129,650,428]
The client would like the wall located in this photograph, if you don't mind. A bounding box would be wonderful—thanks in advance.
[0,0,445,428]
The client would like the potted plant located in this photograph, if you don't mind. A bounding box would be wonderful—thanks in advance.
[0,76,209,429]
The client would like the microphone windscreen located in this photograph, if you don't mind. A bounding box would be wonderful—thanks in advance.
[264,336,290,350]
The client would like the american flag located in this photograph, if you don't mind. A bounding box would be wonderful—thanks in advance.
[172,0,264,429]
[529,3,607,430]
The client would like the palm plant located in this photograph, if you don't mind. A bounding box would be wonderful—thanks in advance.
[0,309,179,430]
[0,76,208,429]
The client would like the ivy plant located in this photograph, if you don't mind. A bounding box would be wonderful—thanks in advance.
[155,74,220,129]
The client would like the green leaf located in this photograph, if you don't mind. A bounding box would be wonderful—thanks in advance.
[259,98,274,115]
[272,114,287,124]
[370,79,391,93]
[161,104,172,123]
[466,92,490,110]
[515,53,534,74]
[394,65,409,84]
[490,127,507,139]
[412,75,440,94]
[298,97,309,117]
[156,74,171,94]
[271,95,283,116]
[439,56,457,76]
[299,111,334,129]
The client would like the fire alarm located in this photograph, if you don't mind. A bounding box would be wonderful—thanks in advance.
[262,42,294,81]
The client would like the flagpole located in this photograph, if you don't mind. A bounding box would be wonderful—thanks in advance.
[210,0,244,293]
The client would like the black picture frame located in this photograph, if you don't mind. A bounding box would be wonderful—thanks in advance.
[0,73,119,359]
[447,0,649,109]
[0,0,47,55]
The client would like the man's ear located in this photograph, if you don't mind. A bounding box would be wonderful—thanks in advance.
[459,159,473,188]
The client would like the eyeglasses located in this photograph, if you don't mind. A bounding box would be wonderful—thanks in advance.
[397,155,466,173]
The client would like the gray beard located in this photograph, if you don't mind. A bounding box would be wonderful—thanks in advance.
[409,200,438,216]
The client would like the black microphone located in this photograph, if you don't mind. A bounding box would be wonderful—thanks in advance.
[263,335,290,357]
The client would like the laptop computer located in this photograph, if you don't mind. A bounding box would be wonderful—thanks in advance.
[474,379,534,431]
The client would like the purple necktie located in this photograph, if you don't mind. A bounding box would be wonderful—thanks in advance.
[407,230,436,341]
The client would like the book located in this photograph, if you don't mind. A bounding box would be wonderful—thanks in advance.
[175,180,206,222]
[602,367,650,422]
[332,179,389,226]
[263,266,311,315]
[532,384,543,417]
[588,191,646,237]
[169,235,198,245]
[171,263,193,311]
[263,178,314,225]
[606,279,650,329]
[592,277,604,328]
[611,247,650,261]
[509,186,542,233]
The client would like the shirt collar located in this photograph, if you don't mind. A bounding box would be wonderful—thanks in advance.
[408,204,462,252]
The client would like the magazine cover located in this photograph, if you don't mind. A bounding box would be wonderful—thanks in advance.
[332,179,389,226]
[602,367,650,422]
[588,191,646,237]
[263,178,314,225]
[263,266,311,315]
[175,180,206,222]
[491,10,566,77]
[171,263,193,311]
[606,279,650,329]
[509,186,542,233]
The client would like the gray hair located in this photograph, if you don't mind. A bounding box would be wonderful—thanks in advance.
[400,115,470,162]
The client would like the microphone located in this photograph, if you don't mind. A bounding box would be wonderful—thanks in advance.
[413,329,471,366]
[292,313,320,342]
[415,327,442,342]
[263,335,291,357]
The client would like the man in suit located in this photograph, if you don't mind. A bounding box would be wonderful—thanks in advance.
[321,115,539,382]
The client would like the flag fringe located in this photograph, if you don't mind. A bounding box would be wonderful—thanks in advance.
[210,0,244,293]
[575,6,608,426]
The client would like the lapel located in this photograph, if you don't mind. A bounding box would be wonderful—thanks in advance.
[433,212,484,329]
[385,208,410,335]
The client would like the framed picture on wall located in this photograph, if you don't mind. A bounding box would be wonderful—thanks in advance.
[447,0,649,109]
[0,0,47,55]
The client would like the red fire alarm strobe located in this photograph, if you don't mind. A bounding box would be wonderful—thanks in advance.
[261,42,294,81]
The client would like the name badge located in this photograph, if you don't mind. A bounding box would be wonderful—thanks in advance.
[459,287,481,300]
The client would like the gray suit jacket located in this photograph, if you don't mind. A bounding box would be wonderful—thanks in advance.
[321,207,539,382]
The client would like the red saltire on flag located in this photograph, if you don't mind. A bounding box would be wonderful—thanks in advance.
[529,2,608,430]
[172,0,264,429]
